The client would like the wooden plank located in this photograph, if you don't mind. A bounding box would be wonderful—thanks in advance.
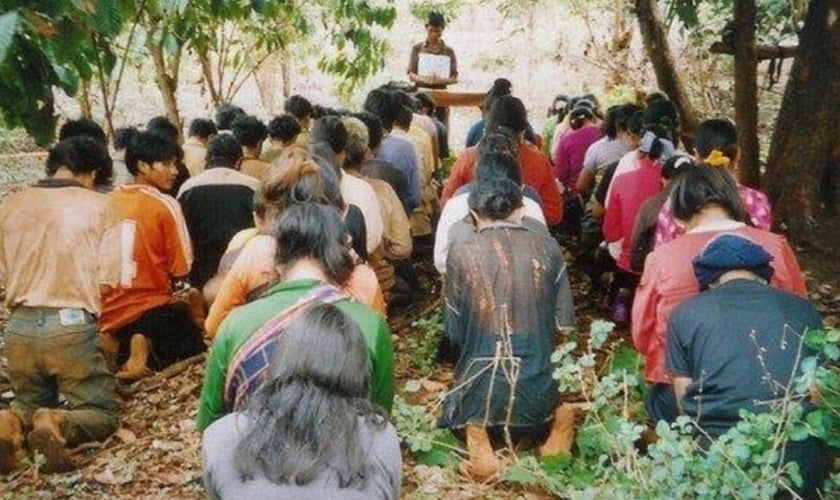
[709,41,797,61]
[422,89,486,108]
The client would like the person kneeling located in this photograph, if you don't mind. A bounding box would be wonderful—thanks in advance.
[202,303,401,499]
[440,178,577,481]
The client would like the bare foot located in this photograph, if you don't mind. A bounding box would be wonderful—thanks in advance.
[462,425,500,483]
[27,428,74,474]
[0,411,24,474]
[117,334,152,380]
[538,403,581,457]
[458,457,500,483]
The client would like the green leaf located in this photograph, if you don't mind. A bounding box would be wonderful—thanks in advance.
[0,10,21,65]
[824,343,840,361]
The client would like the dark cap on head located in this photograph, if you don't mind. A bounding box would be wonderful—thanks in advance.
[427,11,445,28]
[692,234,775,290]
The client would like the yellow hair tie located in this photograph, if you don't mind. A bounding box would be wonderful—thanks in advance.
[704,149,731,168]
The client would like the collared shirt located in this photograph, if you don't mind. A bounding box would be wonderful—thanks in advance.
[408,39,458,89]
[0,179,119,313]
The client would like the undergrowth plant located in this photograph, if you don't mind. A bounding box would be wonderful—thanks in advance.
[408,310,443,377]
[396,319,840,498]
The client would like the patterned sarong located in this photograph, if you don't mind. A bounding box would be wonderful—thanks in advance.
[223,283,349,411]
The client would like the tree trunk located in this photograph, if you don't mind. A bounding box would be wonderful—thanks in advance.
[78,80,92,119]
[733,0,761,188]
[196,45,223,108]
[765,0,840,242]
[146,35,183,137]
[634,0,700,149]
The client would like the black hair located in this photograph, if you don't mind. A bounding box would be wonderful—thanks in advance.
[693,118,738,163]
[312,104,342,120]
[642,99,679,143]
[569,106,595,131]
[147,116,180,142]
[477,129,519,158]
[661,154,696,181]
[267,114,302,143]
[284,95,313,121]
[486,95,528,134]
[395,104,413,130]
[645,91,668,106]
[600,105,622,139]
[231,115,268,149]
[275,203,354,285]
[468,178,523,220]
[627,110,646,136]
[482,78,513,112]
[353,111,384,150]
[551,94,570,119]
[427,11,446,28]
[414,93,436,113]
[363,89,400,131]
[310,115,348,155]
[475,152,522,185]
[671,165,746,222]
[234,302,383,488]
[125,130,181,175]
[215,104,246,131]
[46,136,111,178]
[188,118,217,139]
[114,127,139,151]
[205,133,243,168]
[58,118,107,145]
[616,104,643,134]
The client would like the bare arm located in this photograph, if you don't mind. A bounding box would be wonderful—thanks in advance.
[672,376,692,414]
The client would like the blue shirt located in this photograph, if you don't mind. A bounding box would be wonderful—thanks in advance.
[376,135,421,211]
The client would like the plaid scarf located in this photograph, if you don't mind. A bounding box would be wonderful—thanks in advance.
[223,283,350,411]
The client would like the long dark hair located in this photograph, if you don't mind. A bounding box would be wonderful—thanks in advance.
[234,303,385,487]
[275,203,354,284]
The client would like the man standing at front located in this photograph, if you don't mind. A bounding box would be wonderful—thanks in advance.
[407,12,458,124]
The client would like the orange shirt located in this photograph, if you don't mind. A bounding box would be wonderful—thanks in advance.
[100,184,193,332]
[204,234,385,338]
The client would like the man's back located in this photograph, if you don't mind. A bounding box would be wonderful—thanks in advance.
[100,184,193,332]
[0,180,112,313]
[376,135,421,211]
[177,168,258,288]
[668,279,822,437]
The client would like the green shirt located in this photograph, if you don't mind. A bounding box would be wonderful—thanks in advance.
[196,279,395,431]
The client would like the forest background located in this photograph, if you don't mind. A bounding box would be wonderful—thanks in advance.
[0,0,839,498]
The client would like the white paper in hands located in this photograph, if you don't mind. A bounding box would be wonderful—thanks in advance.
[417,53,451,78]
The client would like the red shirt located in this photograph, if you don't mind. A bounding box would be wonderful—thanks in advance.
[631,222,806,384]
[440,143,563,225]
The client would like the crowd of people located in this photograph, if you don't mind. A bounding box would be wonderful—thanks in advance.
[0,70,832,496]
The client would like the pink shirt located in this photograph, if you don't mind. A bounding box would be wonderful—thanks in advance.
[553,125,601,195]
[631,221,806,385]
[603,158,663,272]
[654,183,773,247]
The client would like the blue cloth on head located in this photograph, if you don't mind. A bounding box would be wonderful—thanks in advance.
[692,233,775,290]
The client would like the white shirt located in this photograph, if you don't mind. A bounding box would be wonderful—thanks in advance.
[340,171,384,254]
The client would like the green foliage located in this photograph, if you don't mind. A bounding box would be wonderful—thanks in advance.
[409,0,461,23]
[502,322,840,497]
[666,0,805,44]
[408,310,443,376]
[392,395,464,467]
[0,2,135,145]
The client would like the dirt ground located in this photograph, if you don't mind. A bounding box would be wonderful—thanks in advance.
[0,147,838,499]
